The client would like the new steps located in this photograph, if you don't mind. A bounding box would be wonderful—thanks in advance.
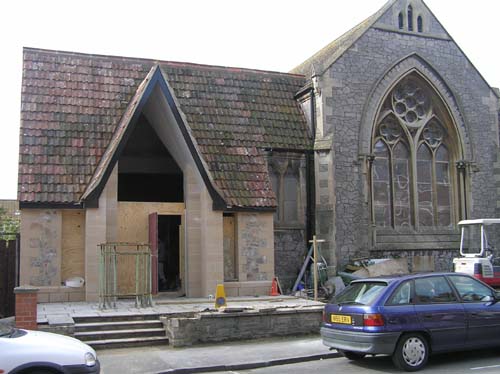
[74,314,168,349]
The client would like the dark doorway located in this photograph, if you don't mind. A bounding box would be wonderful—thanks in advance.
[158,215,181,292]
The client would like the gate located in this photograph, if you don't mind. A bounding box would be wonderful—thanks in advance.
[0,234,19,318]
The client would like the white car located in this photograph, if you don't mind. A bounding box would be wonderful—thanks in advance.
[0,324,99,374]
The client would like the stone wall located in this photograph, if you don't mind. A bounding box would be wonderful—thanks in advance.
[274,229,306,292]
[237,213,274,282]
[373,249,459,272]
[315,16,499,270]
[20,210,62,287]
[163,307,323,347]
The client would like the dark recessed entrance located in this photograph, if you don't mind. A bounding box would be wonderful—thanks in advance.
[158,215,181,292]
[118,114,183,203]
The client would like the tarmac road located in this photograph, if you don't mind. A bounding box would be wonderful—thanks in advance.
[98,335,500,374]
[211,349,500,374]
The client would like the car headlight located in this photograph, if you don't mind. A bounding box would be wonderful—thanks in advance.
[84,352,96,367]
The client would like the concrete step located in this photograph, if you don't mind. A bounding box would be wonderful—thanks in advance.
[73,314,161,324]
[75,319,163,332]
[75,327,166,342]
[86,335,169,350]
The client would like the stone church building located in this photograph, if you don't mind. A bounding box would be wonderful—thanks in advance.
[18,0,500,302]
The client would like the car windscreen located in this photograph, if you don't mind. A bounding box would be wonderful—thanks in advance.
[0,324,13,337]
[331,281,388,306]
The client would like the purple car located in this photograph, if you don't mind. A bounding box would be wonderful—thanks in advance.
[321,272,500,371]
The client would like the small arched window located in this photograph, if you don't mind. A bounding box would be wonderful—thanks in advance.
[398,12,404,29]
[408,5,414,31]
[417,16,423,32]
[268,156,303,226]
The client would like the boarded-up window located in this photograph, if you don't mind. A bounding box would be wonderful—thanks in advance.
[223,214,236,281]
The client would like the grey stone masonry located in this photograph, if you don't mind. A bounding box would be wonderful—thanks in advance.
[163,306,323,347]
[314,6,499,271]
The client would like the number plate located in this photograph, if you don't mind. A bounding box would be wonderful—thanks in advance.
[331,314,352,324]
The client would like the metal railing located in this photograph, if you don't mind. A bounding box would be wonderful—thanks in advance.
[98,242,153,309]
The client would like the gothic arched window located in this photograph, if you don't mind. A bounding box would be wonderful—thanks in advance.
[398,12,404,30]
[371,75,458,229]
[417,15,423,32]
[408,5,414,31]
[268,155,304,226]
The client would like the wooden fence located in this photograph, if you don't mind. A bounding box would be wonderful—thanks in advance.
[0,235,19,318]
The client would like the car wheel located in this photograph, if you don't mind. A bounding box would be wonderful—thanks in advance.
[392,333,429,371]
[22,369,60,374]
[340,350,366,360]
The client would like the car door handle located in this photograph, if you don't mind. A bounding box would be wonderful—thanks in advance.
[423,314,433,319]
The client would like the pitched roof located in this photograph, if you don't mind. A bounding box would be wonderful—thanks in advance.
[19,48,310,209]
[291,0,395,77]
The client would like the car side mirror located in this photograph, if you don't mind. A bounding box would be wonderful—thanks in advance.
[493,291,500,303]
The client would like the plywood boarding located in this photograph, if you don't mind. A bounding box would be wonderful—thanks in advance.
[223,215,236,281]
[118,202,184,243]
[61,210,85,282]
[117,202,184,294]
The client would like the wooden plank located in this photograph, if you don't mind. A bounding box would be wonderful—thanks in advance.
[149,213,158,295]
[61,210,85,282]
[0,240,6,317]
[223,216,236,281]
[0,239,17,318]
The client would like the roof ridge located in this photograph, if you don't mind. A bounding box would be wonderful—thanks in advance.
[290,0,396,76]
[23,46,306,79]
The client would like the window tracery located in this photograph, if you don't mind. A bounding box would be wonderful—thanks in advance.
[372,75,456,229]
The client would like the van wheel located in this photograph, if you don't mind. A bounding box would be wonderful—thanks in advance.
[392,333,429,371]
[340,350,366,360]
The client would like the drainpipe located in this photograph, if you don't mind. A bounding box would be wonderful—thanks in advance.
[306,84,316,244]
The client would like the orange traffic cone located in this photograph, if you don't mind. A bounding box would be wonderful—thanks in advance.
[270,277,280,296]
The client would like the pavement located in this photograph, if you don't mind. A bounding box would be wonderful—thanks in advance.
[36,296,333,373]
[97,335,340,374]
[37,295,325,323]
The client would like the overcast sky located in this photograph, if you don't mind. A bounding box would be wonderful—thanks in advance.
[1,0,498,200]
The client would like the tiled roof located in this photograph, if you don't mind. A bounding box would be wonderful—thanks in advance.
[19,48,311,209]
[162,63,310,208]
[291,0,394,76]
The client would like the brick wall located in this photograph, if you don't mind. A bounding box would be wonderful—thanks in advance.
[14,286,39,330]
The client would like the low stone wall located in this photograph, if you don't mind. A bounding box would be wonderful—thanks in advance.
[37,286,86,303]
[223,281,272,297]
[163,306,323,347]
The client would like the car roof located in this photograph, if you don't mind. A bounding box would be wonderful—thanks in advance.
[350,272,460,284]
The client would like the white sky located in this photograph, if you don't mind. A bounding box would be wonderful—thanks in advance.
[1,0,498,199]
